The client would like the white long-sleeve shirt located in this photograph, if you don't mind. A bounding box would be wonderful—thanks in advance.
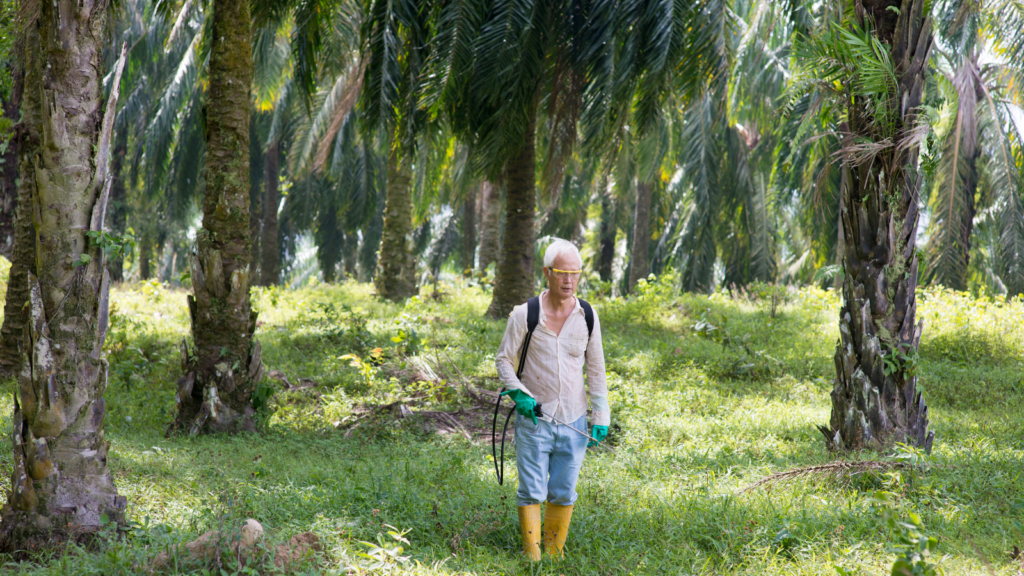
[494,291,610,427]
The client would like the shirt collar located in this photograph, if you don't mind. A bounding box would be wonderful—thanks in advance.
[538,289,582,325]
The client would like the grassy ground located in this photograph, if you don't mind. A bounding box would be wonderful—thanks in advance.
[0,274,1022,575]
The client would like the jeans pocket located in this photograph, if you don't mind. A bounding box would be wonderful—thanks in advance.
[515,413,537,431]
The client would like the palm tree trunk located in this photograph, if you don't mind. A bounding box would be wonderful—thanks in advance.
[317,206,342,283]
[461,185,477,274]
[476,180,501,272]
[261,140,279,286]
[486,107,536,318]
[374,148,416,301]
[0,168,32,374]
[820,0,934,453]
[359,204,384,282]
[248,118,263,279]
[627,180,652,292]
[139,234,153,280]
[0,58,21,259]
[0,0,128,547]
[0,51,28,374]
[343,231,358,279]
[597,177,616,282]
[174,0,262,435]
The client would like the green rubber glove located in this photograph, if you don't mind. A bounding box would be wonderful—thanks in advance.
[500,389,537,424]
[588,425,608,447]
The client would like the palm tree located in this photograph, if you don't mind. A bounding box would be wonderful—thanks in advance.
[796,0,934,451]
[360,0,431,301]
[0,0,128,546]
[172,0,265,433]
[921,0,1024,293]
[418,0,600,317]
[164,0,341,432]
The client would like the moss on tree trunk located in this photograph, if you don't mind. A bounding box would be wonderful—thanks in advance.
[173,0,263,435]
[486,107,537,318]
[0,0,128,548]
[374,147,417,301]
[821,0,934,453]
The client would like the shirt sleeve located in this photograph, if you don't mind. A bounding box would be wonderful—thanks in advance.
[585,308,609,426]
[494,304,534,397]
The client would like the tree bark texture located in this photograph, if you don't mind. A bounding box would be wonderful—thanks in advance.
[597,178,616,283]
[175,0,262,435]
[627,181,652,293]
[0,0,129,548]
[821,0,934,453]
[461,185,477,274]
[0,58,22,259]
[476,180,501,272]
[486,109,536,319]
[260,141,279,286]
[374,148,416,301]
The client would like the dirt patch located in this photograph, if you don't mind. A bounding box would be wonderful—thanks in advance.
[333,384,513,444]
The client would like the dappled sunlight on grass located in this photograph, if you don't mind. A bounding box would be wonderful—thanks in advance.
[0,278,1022,574]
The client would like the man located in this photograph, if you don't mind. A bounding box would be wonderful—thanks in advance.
[494,238,610,561]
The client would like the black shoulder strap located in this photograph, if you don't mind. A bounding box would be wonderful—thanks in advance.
[578,298,594,340]
[515,296,540,379]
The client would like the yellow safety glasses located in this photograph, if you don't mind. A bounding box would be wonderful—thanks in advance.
[548,268,582,280]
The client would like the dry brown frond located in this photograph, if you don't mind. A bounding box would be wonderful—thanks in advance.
[737,460,907,494]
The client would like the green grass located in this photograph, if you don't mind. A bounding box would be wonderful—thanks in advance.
[1,275,1023,575]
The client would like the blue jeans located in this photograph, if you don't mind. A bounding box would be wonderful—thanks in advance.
[514,413,589,506]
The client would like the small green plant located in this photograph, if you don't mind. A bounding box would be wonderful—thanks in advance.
[867,492,943,576]
[251,377,275,414]
[748,280,792,318]
[340,353,378,390]
[87,230,137,262]
[692,310,733,349]
[881,343,921,378]
[351,526,412,574]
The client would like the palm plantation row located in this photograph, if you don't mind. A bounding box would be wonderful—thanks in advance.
[0,0,1022,550]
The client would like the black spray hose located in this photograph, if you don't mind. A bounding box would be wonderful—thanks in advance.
[491,387,516,485]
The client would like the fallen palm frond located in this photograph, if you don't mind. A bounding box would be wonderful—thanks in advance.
[737,460,908,494]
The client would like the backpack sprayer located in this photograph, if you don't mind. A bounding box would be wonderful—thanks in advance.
[492,296,597,485]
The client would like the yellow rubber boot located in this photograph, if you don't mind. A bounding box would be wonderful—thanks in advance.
[517,504,542,561]
[542,503,574,558]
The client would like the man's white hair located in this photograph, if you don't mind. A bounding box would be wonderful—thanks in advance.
[543,238,583,269]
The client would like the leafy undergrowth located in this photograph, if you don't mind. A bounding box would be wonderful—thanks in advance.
[0,276,1022,575]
